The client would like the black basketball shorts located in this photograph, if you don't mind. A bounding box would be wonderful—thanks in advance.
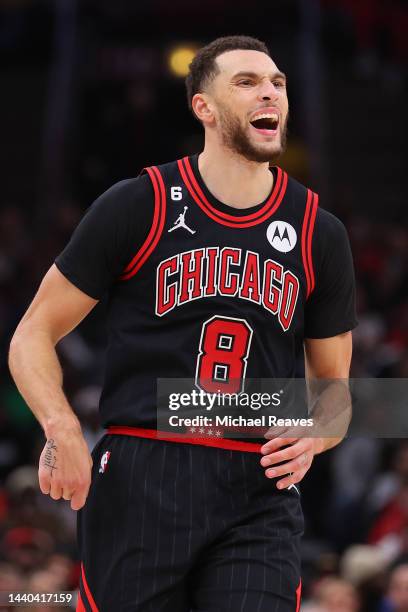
[77,433,303,612]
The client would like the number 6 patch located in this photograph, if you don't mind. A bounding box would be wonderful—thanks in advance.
[195,315,253,394]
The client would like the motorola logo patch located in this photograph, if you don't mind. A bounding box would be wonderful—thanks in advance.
[266,221,297,253]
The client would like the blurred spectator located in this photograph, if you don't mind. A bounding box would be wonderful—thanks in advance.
[365,444,408,563]
[0,561,24,590]
[328,439,381,549]
[368,485,408,563]
[386,564,408,612]
[302,576,360,611]
[2,527,54,573]
[340,545,389,612]
[368,444,408,517]
[1,465,76,545]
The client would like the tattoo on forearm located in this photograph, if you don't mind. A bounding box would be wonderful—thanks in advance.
[43,438,58,476]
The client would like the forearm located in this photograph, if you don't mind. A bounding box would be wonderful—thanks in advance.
[304,333,353,456]
[8,325,81,438]
[309,381,352,455]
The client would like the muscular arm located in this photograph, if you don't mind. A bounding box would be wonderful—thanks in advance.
[8,264,98,510]
[8,176,155,509]
[260,332,353,488]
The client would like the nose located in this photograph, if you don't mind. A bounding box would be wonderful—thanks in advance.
[258,79,279,101]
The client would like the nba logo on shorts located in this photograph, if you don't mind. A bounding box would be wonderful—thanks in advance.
[99,451,111,473]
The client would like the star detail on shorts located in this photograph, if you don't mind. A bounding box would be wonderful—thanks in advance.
[199,427,205,434]
[189,427,196,433]
[207,429,213,436]
[215,430,222,437]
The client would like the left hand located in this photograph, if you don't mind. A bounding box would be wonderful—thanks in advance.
[260,436,324,490]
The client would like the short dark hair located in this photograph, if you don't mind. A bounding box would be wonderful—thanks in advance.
[185,35,270,115]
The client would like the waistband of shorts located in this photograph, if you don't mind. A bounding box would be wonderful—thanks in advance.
[106,426,263,453]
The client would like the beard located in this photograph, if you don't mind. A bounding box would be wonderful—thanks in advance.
[217,103,288,164]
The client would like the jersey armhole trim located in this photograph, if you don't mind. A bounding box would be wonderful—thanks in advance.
[119,166,166,281]
[301,189,318,299]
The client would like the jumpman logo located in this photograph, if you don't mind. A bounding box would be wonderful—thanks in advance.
[168,206,196,234]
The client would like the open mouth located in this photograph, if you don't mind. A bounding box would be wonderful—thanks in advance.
[249,113,279,133]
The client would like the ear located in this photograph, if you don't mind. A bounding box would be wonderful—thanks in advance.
[191,93,215,126]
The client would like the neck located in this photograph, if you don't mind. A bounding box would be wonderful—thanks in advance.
[198,142,274,210]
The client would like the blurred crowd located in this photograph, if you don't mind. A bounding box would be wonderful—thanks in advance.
[322,0,407,86]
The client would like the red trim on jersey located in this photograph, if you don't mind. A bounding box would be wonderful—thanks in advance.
[177,157,288,228]
[295,579,302,612]
[119,166,166,281]
[107,426,263,453]
[80,563,98,612]
[301,190,318,299]
[307,193,318,295]
[301,189,313,297]
[76,593,86,612]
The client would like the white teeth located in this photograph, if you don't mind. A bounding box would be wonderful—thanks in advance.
[251,113,279,122]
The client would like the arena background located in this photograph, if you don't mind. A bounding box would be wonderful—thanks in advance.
[0,0,407,610]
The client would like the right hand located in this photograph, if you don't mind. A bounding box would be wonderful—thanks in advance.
[38,427,93,511]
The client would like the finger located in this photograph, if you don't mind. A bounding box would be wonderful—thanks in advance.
[38,469,51,495]
[265,451,311,479]
[260,441,308,467]
[265,455,307,479]
[50,478,63,500]
[70,486,89,511]
[276,469,308,489]
[260,437,299,454]
[62,489,73,501]
[49,487,63,500]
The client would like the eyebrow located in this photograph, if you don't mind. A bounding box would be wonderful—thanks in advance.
[231,70,287,81]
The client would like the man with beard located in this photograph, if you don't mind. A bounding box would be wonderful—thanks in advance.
[9,36,357,611]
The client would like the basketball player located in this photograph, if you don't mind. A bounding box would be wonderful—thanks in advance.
[9,36,357,611]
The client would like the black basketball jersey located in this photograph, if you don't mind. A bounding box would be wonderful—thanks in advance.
[55,154,357,431]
